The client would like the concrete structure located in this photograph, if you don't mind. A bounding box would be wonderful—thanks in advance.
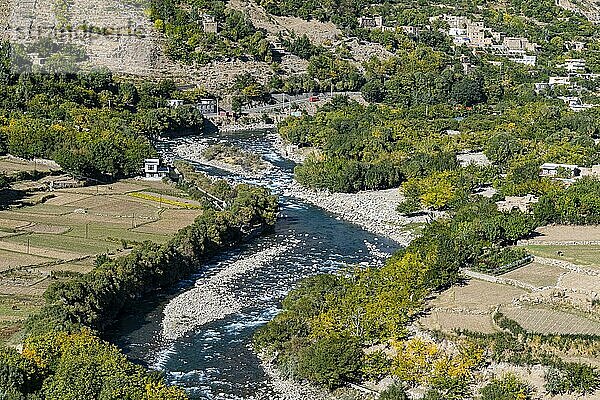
[28,53,47,67]
[580,165,600,178]
[559,96,597,112]
[565,41,586,51]
[197,98,218,115]
[437,14,469,29]
[497,195,539,212]
[465,21,493,46]
[401,26,420,36]
[167,99,185,108]
[200,14,218,33]
[510,55,537,66]
[540,163,580,179]
[358,16,384,29]
[449,27,468,36]
[144,159,170,180]
[563,58,586,73]
[503,37,538,53]
[549,76,571,86]
[453,36,471,46]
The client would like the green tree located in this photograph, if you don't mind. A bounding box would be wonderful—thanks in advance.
[379,383,409,400]
[297,335,363,389]
[361,79,385,103]
[481,374,533,400]
[450,77,486,106]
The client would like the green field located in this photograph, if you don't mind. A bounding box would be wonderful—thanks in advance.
[0,294,45,344]
[523,245,600,269]
[0,178,205,343]
[5,233,120,256]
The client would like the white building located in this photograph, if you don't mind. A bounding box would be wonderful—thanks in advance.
[144,159,170,180]
[510,55,537,66]
[358,16,384,29]
[565,41,586,51]
[167,99,185,108]
[563,58,586,73]
[503,37,539,53]
[549,76,571,86]
[200,14,219,33]
[197,98,218,115]
[540,163,580,179]
[449,27,468,36]
[580,165,600,177]
[401,26,420,36]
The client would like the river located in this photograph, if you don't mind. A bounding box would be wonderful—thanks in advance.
[111,131,400,399]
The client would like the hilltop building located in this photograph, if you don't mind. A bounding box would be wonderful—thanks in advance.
[357,16,394,31]
[167,99,185,108]
[502,37,538,53]
[197,98,218,115]
[563,58,586,73]
[540,163,580,180]
[358,15,384,29]
[200,14,219,33]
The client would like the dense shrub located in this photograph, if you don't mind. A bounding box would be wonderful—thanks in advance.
[297,335,363,389]
[545,363,600,395]
[533,178,600,225]
[480,374,533,400]
[378,383,409,400]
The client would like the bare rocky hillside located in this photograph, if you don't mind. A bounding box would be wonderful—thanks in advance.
[557,0,600,22]
[0,0,391,93]
[1,0,181,77]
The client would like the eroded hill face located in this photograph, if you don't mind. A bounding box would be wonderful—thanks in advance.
[0,0,387,93]
[1,0,178,77]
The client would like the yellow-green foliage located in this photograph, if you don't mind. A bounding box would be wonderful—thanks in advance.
[402,171,460,211]
[392,338,484,387]
[128,192,202,209]
[308,252,430,341]
[18,329,188,399]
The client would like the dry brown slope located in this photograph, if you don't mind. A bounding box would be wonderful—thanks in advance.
[3,0,181,77]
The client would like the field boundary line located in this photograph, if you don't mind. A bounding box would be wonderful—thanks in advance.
[462,269,539,291]
[519,240,600,246]
[534,256,600,277]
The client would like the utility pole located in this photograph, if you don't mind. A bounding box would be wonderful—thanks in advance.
[85,223,89,239]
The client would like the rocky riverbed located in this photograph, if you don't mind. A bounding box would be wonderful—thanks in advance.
[285,182,435,245]
[268,134,438,245]
[261,358,332,400]
[162,241,298,341]
[174,141,276,180]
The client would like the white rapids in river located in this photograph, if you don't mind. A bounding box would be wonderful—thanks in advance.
[162,240,299,340]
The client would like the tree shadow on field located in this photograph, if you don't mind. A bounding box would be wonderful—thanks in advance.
[0,188,29,210]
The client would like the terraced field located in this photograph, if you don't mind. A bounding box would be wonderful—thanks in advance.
[421,237,600,342]
[0,163,204,341]
[502,306,600,336]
